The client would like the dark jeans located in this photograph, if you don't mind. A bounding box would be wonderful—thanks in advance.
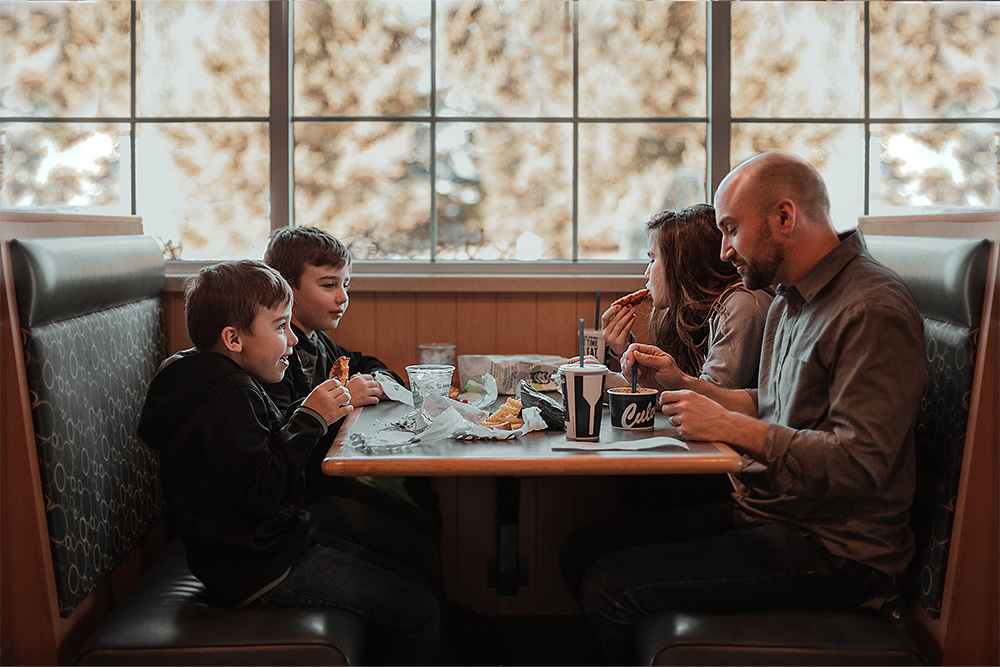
[302,490,444,601]
[255,529,442,665]
[561,502,883,663]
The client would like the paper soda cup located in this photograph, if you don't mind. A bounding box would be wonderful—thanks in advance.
[558,362,608,441]
[608,387,658,430]
[581,328,606,365]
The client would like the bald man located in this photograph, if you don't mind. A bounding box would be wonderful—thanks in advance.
[563,152,925,662]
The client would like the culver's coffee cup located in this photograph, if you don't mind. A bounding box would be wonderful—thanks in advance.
[558,362,608,441]
[608,387,658,430]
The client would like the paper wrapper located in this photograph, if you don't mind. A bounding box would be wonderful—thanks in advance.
[348,391,547,449]
[458,354,568,394]
[375,371,413,406]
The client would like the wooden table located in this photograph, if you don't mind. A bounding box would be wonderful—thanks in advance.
[321,398,743,598]
[322,399,742,477]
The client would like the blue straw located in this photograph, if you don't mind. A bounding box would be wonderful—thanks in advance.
[579,318,585,366]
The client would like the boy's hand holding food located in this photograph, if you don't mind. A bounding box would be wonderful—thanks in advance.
[303,379,354,425]
[346,374,384,406]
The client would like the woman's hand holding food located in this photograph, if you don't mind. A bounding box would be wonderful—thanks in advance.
[303,379,354,425]
[601,304,636,357]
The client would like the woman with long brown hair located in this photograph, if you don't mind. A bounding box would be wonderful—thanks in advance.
[604,203,772,389]
[602,203,772,512]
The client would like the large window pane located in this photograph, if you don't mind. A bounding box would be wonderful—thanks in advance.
[294,121,431,259]
[871,3,1000,119]
[579,1,706,118]
[869,123,1000,214]
[136,122,269,260]
[579,122,706,260]
[437,1,572,118]
[436,122,572,260]
[732,1,863,119]
[294,1,431,117]
[1,122,130,212]
[137,0,268,118]
[0,1,130,118]
[731,123,866,229]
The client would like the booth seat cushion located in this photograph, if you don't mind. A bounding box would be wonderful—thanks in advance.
[637,612,926,666]
[75,539,368,666]
[10,235,165,328]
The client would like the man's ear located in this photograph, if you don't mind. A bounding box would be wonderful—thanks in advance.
[774,199,796,236]
[219,326,243,353]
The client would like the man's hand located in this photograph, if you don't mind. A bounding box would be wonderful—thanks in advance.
[346,374,383,407]
[601,304,636,358]
[660,389,768,460]
[303,379,354,425]
[621,343,689,391]
[658,389,733,442]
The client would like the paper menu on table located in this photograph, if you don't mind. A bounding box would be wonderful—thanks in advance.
[552,436,689,452]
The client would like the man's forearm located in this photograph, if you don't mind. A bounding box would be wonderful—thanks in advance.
[680,375,758,417]
[678,375,767,461]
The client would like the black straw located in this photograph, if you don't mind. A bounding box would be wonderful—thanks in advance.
[631,363,637,392]
[594,292,601,330]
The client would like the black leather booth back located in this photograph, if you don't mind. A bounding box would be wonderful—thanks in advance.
[863,234,991,619]
[9,235,168,617]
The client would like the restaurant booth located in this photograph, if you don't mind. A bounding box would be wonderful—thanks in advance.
[1,210,997,665]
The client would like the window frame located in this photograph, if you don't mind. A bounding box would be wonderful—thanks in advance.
[4,0,998,277]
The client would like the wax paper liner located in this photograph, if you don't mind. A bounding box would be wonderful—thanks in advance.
[349,399,546,449]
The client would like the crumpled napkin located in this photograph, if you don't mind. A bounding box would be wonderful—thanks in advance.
[348,388,548,449]
[375,371,413,406]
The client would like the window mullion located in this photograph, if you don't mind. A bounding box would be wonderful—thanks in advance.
[130,0,137,216]
[863,1,871,217]
[430,0,438,262]
[269,0,292,231]
[572,0,580,262]
[707,0,731,202]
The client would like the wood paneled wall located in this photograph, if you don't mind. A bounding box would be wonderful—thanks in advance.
[165,288,652,378]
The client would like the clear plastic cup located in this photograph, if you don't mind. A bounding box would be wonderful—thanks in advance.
[418,343,456,366]
[405,364,455,412]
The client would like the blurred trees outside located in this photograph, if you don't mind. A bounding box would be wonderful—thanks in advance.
[1,0,997,261]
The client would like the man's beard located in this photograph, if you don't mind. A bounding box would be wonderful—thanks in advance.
[739,228,782,291]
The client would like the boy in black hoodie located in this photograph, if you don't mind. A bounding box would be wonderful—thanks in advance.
[138,260,441,665]
[262,228,442,551]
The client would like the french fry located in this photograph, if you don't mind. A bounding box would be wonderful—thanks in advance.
[482,398,523,429]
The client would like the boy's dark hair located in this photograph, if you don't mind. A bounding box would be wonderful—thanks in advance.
[263,227,352,287]
[185,260,293,351]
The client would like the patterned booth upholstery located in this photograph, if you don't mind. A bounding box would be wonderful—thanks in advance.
[11,235,168,618]
[9,236,367,666]
[636,234,991,666]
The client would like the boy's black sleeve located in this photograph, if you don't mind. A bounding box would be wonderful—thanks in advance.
[201,385,326,517]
